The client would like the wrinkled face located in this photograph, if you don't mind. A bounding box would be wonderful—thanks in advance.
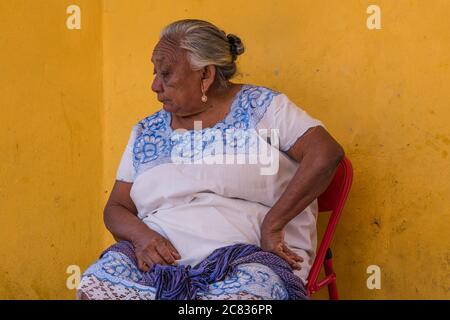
[151,38,203,116]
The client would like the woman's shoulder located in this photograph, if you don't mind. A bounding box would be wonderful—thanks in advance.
[238,83,288,110]
[242,83,283,96]
[132,109,170,137]
[236,83,283,108]
[239,83,289,110]
[243,84,305,111]
[226,84,283,128]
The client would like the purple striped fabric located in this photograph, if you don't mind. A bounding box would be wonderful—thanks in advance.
[101,241,309,300]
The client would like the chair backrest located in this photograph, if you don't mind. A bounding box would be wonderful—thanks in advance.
[306,156,353,293]
[318,156,353,212]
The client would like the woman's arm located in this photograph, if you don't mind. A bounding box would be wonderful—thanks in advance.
[260,126,345,268]
[104,181,181,270]
[104,181,148,242]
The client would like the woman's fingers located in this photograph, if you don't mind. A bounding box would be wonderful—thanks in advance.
[137,255,150,272]
[142,252,156,269]
[282,244,302,269]
[273,246,297,268]
[155,243,177,265]
[167,242,181,260]
[283,244,303,262]
[146,248,165,266]
[136,239,181,268]
[274,243,295,267]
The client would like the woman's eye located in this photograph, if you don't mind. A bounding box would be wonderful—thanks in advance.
[152,69,169,77]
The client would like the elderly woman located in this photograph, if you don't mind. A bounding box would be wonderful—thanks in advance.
[77,19,344,300]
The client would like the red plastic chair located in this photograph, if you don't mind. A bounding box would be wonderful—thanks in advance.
[306,156,353,300]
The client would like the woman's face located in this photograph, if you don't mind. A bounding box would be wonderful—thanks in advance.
[151,38,204,116]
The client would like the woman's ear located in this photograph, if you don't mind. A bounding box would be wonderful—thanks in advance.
[201,65,216,92]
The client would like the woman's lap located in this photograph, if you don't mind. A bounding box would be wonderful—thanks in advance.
[198,262,289,300]
[77,251,289,300]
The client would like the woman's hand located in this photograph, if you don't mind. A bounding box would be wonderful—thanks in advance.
[132,229,181,272]
[260,227,303,270]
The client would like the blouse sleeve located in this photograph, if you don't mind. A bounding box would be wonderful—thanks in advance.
[115,124,138,183]
[257,93,326,152]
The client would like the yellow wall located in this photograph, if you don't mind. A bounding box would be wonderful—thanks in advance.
[1,0,449,299]
[0,0,103,299]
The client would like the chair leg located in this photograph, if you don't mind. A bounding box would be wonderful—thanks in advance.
[324,248,339,300]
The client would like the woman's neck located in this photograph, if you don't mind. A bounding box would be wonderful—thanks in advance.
[171,82,242,130]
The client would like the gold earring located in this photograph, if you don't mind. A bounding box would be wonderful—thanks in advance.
[201,83,208,103]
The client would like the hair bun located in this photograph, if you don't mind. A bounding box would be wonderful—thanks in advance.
[227,34,245,59]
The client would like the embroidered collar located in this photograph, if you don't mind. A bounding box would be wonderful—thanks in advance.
[132,84,280,178]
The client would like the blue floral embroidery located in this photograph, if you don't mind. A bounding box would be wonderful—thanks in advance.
[202,263,288,299]
[132,84,280,178]
[134,134,167,163]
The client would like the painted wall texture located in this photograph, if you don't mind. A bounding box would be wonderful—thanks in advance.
[0,0,103,299]
[1,0,449,299]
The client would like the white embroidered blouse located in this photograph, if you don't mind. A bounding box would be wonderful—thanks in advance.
[115,84,325,282]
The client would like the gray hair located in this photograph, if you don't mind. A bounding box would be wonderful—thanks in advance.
[160,19,245,88]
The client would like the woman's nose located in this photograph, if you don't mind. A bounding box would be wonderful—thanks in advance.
[151,76,162,93]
